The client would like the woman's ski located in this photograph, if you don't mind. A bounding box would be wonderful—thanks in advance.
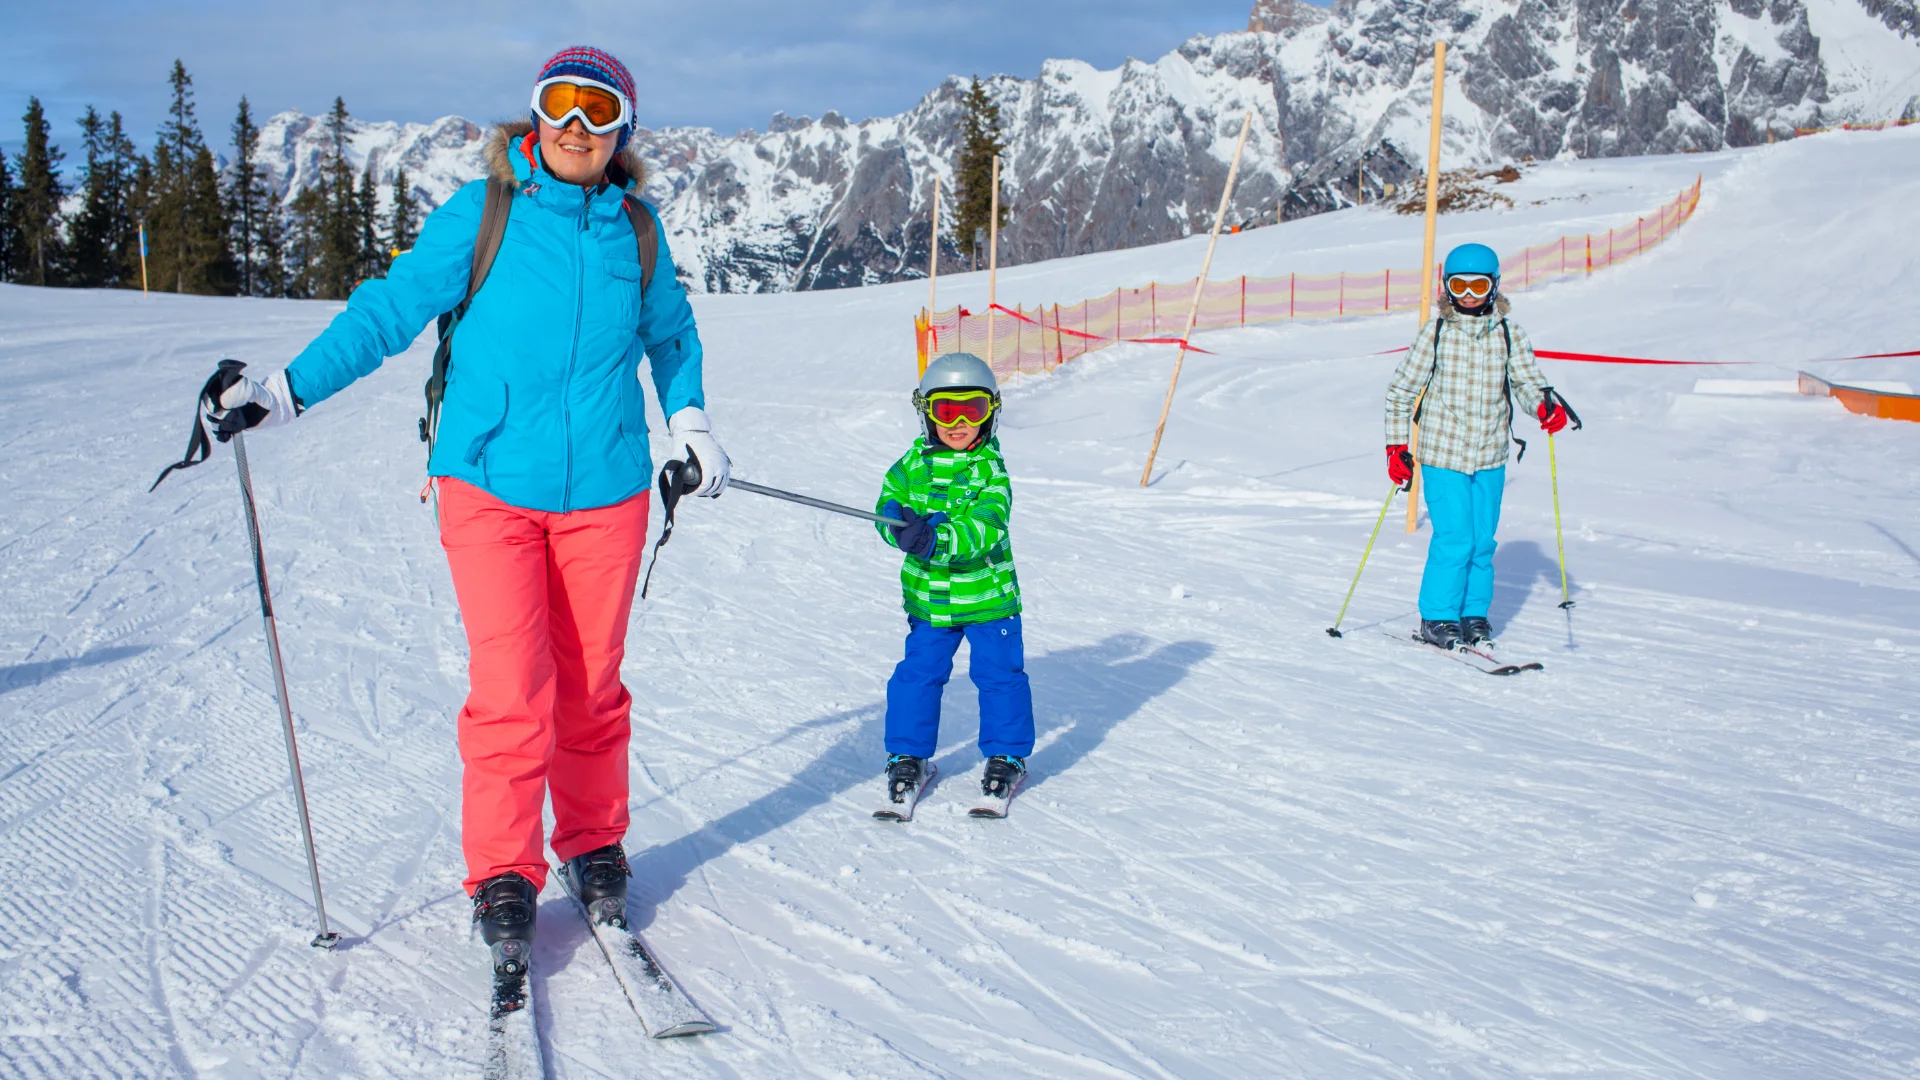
[560,873,716,1038]
[482,951,543,1079]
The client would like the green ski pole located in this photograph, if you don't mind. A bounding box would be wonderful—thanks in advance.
[1327,483,1403,638]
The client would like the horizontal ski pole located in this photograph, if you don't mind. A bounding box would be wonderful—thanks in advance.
[729,479,906,527]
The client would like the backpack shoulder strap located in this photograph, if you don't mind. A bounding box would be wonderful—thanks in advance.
[420,177,515,471]
[465,177,516,309]
[623,195,659,296]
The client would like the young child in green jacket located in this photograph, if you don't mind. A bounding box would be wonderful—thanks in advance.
[874,352,1033,817]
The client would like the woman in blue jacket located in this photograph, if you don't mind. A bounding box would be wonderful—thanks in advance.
[213,47,724,952]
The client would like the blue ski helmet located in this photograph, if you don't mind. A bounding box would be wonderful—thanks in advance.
[1443,242,1501,282]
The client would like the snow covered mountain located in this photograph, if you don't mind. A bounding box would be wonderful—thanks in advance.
[242,0,1920,293]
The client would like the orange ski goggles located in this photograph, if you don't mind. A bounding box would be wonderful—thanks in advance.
[531,77,631,135]
[923,390,997,427]
[1446,274,1495,298]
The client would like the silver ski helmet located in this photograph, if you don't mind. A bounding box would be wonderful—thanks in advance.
[914,352,1000,446]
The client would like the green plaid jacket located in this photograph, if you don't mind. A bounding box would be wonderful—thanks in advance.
[1386,301,1551,474]
[875,436,1021,627]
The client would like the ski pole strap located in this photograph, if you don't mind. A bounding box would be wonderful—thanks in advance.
[640,452,700,600]
[1544,385,1583,431]
[150,360,256,492]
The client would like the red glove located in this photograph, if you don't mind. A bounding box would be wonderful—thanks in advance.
[1538,400,1569,434]
[1386,444,1413,488]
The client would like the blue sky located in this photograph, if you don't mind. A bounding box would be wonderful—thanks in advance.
[1,1,1270,161]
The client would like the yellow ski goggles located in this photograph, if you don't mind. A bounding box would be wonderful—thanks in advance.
[922,390,997,427]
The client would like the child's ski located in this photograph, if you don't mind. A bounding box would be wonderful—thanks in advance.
[969,769,1025,819]
[873,761,937,822]
[482,952,542,1079]
[1399,632,1543,676]
[560,874,716,1038]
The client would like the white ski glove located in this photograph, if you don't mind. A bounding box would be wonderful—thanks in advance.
[666,406,729,497]
[209,369,302,433]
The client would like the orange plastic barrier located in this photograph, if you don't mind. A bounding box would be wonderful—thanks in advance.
[1791,117,1919,137]
[920,177,1703,382]
[1798,371,1920,423]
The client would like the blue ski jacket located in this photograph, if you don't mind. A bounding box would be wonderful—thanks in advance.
[286,124,705,513]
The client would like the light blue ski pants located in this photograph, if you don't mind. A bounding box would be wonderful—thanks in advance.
[1418,464,1505,622]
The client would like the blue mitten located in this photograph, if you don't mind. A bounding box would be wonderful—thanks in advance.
[885,502,944,559]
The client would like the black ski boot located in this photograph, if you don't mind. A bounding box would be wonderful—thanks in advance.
[981,755,1027,799]
[1418,619,1464,650]
[564,843,631,929]
[1460,616,1494,648]
[886,754,926,804]
[472,871,538,976]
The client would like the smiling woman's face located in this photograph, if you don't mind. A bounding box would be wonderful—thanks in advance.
[537,117,619,187]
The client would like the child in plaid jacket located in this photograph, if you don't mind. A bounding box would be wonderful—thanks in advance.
[1385,243,1572,650]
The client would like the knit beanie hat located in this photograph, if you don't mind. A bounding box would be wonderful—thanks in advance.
[533,46,637,150]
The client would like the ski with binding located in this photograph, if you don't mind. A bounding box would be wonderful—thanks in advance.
[482,940,542,1080]
[873,761,938,822]
[559,871,716,1038]
[969,769,1025,819]
[1399,632,1544,676]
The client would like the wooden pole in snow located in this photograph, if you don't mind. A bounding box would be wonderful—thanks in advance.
[1139,110,1252,488]
[987,154,1000,375]
[1408,40,1447,534]
[928,176,939,316]
[923,175,939,376]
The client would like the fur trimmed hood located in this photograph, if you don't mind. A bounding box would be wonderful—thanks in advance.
[483,119,648,191]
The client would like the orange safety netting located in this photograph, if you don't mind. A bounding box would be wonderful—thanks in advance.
[919,176,1703,381]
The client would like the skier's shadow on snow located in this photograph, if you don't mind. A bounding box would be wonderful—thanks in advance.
[1491,540,1577,631]
[621,633,1211,927]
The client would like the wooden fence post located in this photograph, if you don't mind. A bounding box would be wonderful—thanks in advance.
[1409,40,1447,533]
[1141,111,1253,487]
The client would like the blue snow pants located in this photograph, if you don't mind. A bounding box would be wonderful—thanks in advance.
[885,615,1035,760]
[1418,464,1505,622]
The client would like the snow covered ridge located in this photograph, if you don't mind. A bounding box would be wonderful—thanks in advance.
[235,0,1920,294]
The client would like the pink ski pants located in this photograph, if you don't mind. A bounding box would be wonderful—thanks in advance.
[437,477,649,894]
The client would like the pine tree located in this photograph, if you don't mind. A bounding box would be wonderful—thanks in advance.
[286,183,326,300]
[184,143,238,294]
[387,167,420,260]
[70,107,138,288]
[0,149,15,282]
[315,97,362,299]
[142,60,235,294]
[357,166,380,282]
[253,199,289,298]
[953,77,1008,263]
[15,97,68,286]
[227,96,264,295]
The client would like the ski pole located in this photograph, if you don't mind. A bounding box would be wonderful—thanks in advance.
[1326,483,1403,638]
[728,479,906,527]
[642,455,910,599]
[1542,386,1582,611]
[1548,432,1572,610]
[153,360,340,949]
[232,428,342,949]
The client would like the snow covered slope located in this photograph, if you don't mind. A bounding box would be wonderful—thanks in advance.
[4,127,1919,1077]
[240,0,1920,294]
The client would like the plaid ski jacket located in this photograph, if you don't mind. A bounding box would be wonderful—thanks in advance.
[875,435,1021,627]
[1385,299,1551,475]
